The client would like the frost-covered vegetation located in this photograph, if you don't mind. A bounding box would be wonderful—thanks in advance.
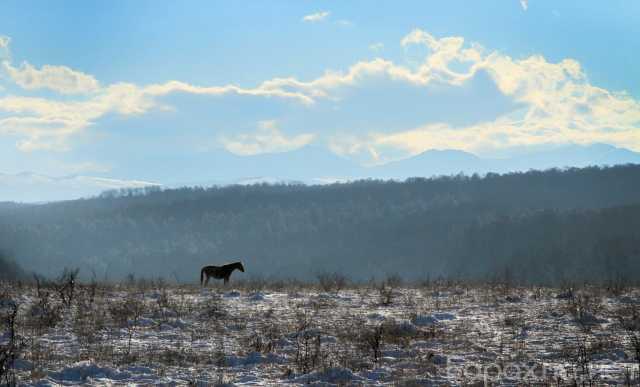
[2,276,640,386]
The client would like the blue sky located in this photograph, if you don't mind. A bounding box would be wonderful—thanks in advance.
[0,1,639,183]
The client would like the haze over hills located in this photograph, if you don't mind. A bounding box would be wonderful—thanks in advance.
[0,172,160,203]
[1,143,640,202]
[2,164,640,282]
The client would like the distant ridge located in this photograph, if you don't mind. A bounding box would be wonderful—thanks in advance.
[0,172,160,203]
[372,149,484,179]
[1,143,639,202]
[3,164,640,282]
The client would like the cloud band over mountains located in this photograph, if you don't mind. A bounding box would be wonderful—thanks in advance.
[0,29,638,163]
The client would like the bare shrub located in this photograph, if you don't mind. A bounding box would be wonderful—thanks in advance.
[0,302,21,386]
[108,292,145,363]
[565,291,603,331]
[560,335,594,386]
[56,268,79,308]
[385,273,403,288]
[378,283,395,306]
[73,286,107,351]
[317,272,349,293]
[244,320,281,354]
[376,274,404,306]
[360,323,384,364]
[382,319,418,349]
[617,304,640,379]
[294,329,322,374]
[29,276,62,333]
[239,275,267,294]
[199,293,226,320]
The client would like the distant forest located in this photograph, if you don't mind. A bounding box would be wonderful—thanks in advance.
[0,250,27,281]
[1,165,640,285]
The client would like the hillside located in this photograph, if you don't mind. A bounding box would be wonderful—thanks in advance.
[0,250,28,281]
[3,143,640,203]
[1,164,639,283]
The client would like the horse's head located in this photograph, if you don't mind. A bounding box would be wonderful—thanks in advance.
[236,262,245,272]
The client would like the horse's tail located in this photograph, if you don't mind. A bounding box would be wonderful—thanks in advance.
[200,268,205,286]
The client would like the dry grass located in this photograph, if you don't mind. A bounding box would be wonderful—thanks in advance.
[0,275,639,385]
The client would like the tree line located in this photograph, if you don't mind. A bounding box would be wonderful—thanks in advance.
[1,164,639,284]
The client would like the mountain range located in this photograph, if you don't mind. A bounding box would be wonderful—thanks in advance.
[2,143,639,203]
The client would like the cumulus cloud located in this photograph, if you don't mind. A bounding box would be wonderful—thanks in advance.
[1,28,639,160]
[219,120,316,156]
[302,11,330,23]
[0,76,315,151]
[324,29,640,160]
[2,61,100,94]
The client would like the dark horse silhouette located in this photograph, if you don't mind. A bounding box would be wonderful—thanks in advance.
[200,261,245,286]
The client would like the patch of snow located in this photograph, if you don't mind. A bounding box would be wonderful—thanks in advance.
[247,292,265,301]
[224,290,241,298]
[135,317,156,327]
[294,367,365,384]
[48,361,131,383]
[433,312,456,321]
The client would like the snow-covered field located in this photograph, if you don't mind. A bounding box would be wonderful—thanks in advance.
[1,280,639,386]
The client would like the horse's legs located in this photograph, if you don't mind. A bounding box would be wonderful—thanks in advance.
[224,276,229,285]
[204,275,210,287]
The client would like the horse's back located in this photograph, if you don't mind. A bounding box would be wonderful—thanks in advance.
[204,265,227,278]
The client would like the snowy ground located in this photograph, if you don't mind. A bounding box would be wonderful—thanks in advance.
[1,280,639,386]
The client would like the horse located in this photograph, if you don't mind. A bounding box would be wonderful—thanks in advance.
[200,261,245,286]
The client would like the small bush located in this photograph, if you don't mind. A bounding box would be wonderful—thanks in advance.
[317,272,349,293]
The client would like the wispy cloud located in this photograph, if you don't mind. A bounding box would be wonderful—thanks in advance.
[0,36,10,49]
[335,19,354,27]
[302,11,330,23]
[520,0,528,11]
[324,29,640,160]
[0,36,10,59]
[2,61,100,94]
[219,120,315,156]
[1,28,639,163]
[369,42,384,52]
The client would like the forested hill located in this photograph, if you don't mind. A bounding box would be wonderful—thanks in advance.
[1,165,640,284]
[0,250,27,281]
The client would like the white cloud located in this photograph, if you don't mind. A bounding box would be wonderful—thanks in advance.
[331,91,640,163]
[302,11,330,23]
[219,120,316,156]
[0,36,10,60]
[322,29,640,160]
[520,0,528,11]
[2,61,100,94]
[1,28,639,160]
[143,79,314,104]
[0,75,315,151]
[76,176,160,189]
